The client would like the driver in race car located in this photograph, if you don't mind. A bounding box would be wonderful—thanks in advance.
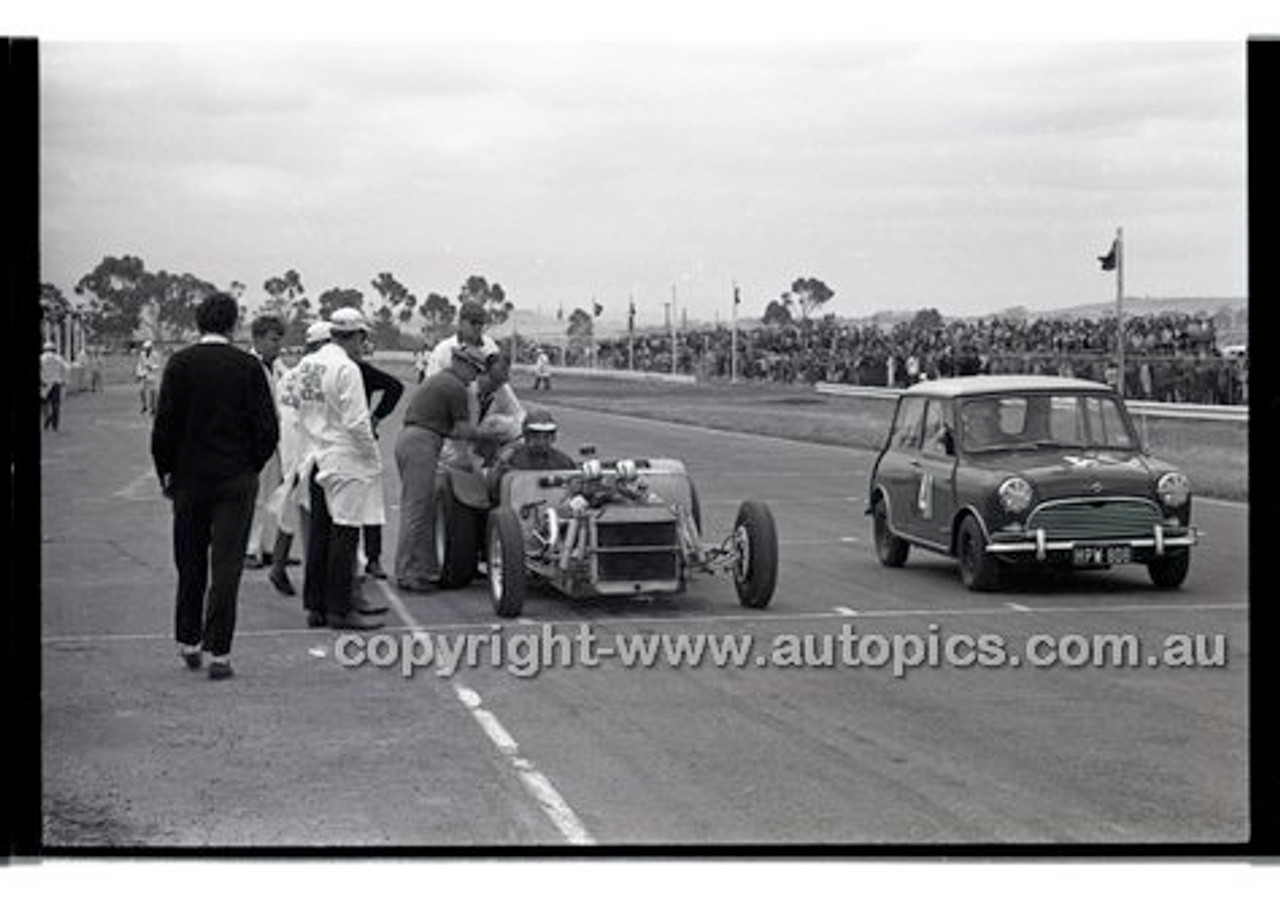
[496,408,575,473]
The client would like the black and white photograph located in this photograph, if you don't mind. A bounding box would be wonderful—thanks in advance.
[18,2,1274,876]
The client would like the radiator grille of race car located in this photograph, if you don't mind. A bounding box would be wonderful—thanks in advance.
[595,521,680,581]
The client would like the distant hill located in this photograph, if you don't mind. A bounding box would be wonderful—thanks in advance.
[1033,296,1247,321]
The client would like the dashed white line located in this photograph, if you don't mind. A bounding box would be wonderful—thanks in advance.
[833,606,860,617]
[375,580,595,846]
[1006,602,1031,612]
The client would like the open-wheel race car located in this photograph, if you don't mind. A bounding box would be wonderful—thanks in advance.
[432,450,779,617]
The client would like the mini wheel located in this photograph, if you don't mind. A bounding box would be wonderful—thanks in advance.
[1147,552,1190,589]
[487,506,527,618]
[732,499,778,609]
[871,494,909,567]
[956,514,1000,592]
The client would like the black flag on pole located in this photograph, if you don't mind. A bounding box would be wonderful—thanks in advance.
[1098,239,1118,271]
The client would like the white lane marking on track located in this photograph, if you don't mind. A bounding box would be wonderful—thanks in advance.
[1006,602,1030,612]
[778,537,860,546]
[834,606,859,617]
[375,580,595,846]
[42,600,1248,645]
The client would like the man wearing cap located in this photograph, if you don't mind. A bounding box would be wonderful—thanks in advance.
[40,341,71,432]
[266,321,330,597]
[136,339,162,415]
[151,293,279,680]
[293,308,386,629]
[424,301,500,380]
[394,342,488,592]
[440,350,525,470]
[497,409,575,473]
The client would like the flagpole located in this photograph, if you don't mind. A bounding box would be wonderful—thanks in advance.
[1115,226,1125,398]
[628,294,635,372]
[731,281,739,384]
[670,283,678,376]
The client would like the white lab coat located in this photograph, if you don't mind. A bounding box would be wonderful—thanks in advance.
[292,342,384,527]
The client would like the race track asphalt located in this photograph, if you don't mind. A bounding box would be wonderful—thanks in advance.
[39,381,1249,850]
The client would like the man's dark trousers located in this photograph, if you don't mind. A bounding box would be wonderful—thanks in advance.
[172,471,258,657]
[43,384,63,430]
[304,471,359,618]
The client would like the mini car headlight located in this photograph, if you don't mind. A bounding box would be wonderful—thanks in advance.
[615,459,638,481]
[581,459,603,480]
[998,477,1034,514]
[1157,471,1191,508]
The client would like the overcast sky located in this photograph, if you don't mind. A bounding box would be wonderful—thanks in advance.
[38,32,1251,325]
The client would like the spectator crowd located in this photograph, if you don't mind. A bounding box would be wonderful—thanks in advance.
[551,311,1246,405]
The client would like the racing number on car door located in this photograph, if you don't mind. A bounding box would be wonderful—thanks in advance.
[914,399,958,545]
[917,472,934,519]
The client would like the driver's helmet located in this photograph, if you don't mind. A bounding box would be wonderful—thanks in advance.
[523,408,558,435]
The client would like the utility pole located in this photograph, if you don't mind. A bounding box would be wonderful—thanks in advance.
[1115,227,1125,398]
[731,281,740,384]
[670,283,678,376]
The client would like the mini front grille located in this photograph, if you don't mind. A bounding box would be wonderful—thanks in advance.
[1026,499,1161,540]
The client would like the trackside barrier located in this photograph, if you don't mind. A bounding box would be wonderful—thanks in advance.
[813,381,1248,423]
[371,352,697,385]
[512,364,697,386]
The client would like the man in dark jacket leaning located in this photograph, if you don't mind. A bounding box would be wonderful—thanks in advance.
[151,293,279,680]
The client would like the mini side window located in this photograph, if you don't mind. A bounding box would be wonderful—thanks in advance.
[892,396,927,450]
[921,399,954,456]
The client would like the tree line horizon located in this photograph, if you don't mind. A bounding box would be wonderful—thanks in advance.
[38,254,844,349]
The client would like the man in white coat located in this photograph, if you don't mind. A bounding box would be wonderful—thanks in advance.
[266,320,330,597]
[293,308,386,630]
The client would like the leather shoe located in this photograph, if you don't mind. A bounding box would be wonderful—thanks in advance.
[327,613,384,631]
[180,648,203,670]
[365,560,388,580]
[269,566,297,596]
[208,660,234,680]
[306,610,327,628]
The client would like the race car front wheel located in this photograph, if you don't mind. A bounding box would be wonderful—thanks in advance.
[487,507,527,618]
[732,499,778,609]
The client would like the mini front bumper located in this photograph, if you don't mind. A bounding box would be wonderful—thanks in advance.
[985,525,1199,561]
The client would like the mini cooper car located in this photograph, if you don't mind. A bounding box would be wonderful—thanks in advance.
[433,451,779,617]
[866,375,1198,591]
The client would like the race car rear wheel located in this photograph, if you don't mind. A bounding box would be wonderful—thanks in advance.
[487,507,527,618]
[435,476,481,589]
[1147,551,1190,589]
[732,499,778,609]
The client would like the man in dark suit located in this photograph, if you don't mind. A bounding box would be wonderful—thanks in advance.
[151,293,279,680]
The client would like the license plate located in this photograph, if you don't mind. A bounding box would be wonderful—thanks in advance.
[1072,544,1132,566]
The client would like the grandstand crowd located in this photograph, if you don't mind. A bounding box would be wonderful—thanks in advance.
[545,311,1247,405]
